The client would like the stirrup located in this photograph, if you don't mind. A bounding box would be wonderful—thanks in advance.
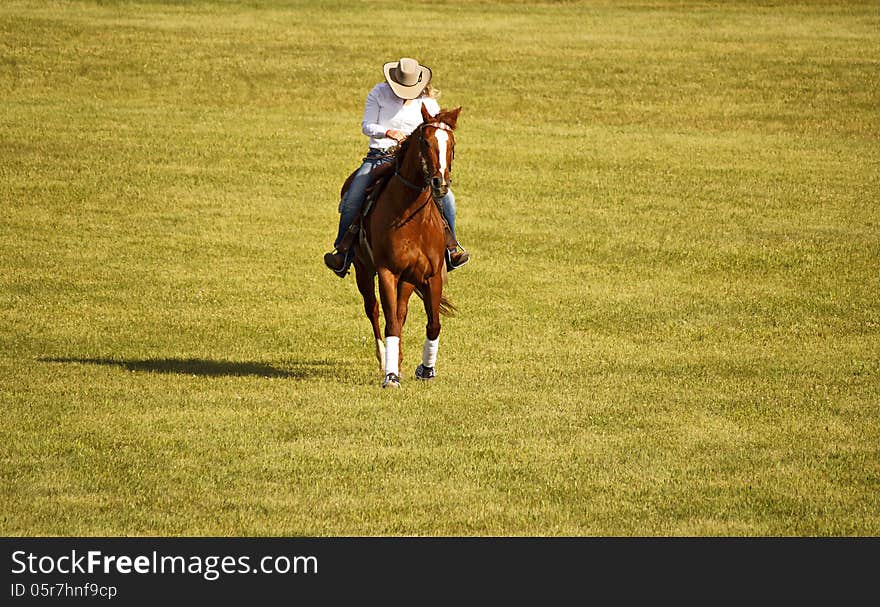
[445,247,470,270]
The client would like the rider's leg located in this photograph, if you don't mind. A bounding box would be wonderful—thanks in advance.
[325,161,374,275]
[440,189,469,269]
[440,189,457,240]
[334,162,374,248]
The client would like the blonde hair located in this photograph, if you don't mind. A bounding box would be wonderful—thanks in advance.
[422,82,440,99]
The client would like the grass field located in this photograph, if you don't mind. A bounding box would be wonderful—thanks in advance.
[1,0,878,536]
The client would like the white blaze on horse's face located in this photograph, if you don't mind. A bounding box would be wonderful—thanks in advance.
[435,129,449,177]
[426,126,452,199]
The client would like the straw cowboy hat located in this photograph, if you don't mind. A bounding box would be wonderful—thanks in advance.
[383,57,432,99]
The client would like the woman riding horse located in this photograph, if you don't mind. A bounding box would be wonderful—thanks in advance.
[323,57,469,277]
[356,104,463,388]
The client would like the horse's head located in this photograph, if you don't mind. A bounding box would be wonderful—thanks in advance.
[419,105,461,200]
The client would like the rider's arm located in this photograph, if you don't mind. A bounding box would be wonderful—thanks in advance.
[361,84,389,140]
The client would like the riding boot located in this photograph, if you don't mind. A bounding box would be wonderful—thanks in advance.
[324,248,355,278]
[446,247,470,270]
[324,220,360,278]
[442,222,470,270]
[438,190,469,270]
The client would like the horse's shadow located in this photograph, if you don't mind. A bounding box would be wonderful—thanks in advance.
[39,356,336,380]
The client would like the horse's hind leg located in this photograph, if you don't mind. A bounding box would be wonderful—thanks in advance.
[416,277,442,380]
[354,257,383,373]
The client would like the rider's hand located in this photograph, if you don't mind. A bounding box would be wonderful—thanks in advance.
[385,129,405,143]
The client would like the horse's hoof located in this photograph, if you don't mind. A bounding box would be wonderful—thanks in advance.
[415,364,436,381]
[382,373,401,388]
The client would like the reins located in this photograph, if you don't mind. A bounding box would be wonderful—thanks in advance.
[392,121,454,196]
[394,169,426,193]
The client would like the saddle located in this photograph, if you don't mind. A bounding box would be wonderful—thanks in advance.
[336,160,459,256]
[340,161,394,200]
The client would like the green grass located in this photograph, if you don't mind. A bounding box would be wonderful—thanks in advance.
[1,0,878,536]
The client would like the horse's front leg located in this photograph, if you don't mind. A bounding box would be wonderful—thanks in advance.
[354,257,383,373]
[377,268,402,388]
[415,276,442,381]
[396,280,416,373]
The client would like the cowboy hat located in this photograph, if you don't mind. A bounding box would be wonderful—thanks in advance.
[383,57,432,99]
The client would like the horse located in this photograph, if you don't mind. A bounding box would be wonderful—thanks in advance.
[352,104,462,388]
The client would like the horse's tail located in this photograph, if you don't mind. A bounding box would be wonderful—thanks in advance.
[438,294,457,318]
[413,286,458,318]
[438,263,456,317]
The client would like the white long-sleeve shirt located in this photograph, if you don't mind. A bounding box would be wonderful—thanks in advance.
[361,83,441,151]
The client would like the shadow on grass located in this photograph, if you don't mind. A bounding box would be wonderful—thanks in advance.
[39,357,336,379]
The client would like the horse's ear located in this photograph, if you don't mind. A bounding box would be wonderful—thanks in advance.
[442,106,462,129]
[421,104,433,123]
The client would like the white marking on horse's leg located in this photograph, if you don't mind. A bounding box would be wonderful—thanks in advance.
[384,336,400,376]
[435,130,449,175]
[376,338,386,373]
[422,337,439,369]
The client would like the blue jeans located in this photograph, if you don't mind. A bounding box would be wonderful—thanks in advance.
[335,149,458,249]
[441,189,456,238]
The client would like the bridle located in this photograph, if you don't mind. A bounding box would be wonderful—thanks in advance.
[393,121,455,200]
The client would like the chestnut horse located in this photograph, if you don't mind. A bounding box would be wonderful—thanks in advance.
[353,105,461,388]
